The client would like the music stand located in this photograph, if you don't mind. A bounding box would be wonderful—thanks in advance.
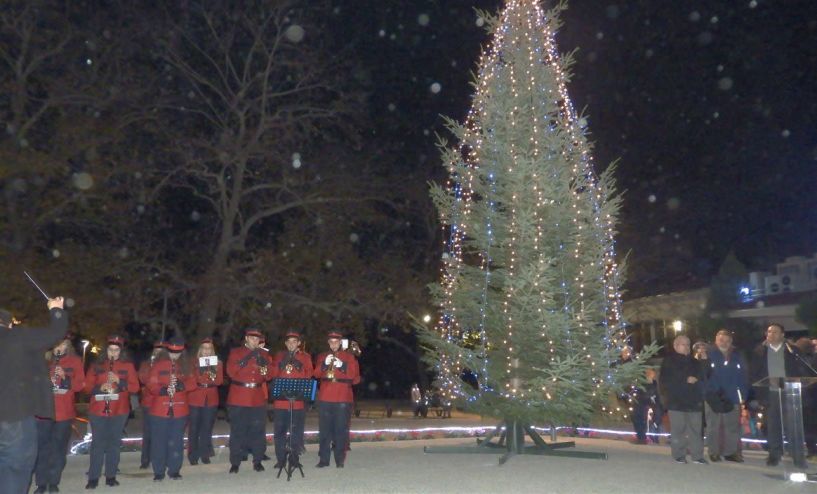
[753,376,817,481]
[270,378,316,481]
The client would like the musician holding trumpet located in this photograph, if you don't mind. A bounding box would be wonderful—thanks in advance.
[226,328,273,474]
[83,335,139,489]
[146,336,196,482]
[314,330,360,468]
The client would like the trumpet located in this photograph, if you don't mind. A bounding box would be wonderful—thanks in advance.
[326,354,336,380]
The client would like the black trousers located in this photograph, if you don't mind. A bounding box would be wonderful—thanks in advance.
[34,418,72,488]
[188,406,217,462]
[228,406,267,466]
[88,414,128,481]
[318,401,350,466]
[0,417,37,494]
[149,415,187,477]
[273,408,306,463]
[140,406,151,466]
[765,389,785,459]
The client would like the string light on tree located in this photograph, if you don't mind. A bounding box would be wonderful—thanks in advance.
[420,0,654,427]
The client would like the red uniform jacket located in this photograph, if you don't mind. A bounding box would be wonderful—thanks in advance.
[138,359,155,408]
[270,350,314,410]
[314,350,360,403]
[147,359,197,418]
[84,359,139,417]
[188,361,224,408]
[49,354,85,422]
[226,346,272,407]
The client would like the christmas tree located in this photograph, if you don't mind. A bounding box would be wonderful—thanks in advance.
[422,0,653,430]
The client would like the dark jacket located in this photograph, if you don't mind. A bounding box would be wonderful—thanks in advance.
[706,347,749,405]
[749,341,806,404]
[659,352,705,412]
[0,308,69,422]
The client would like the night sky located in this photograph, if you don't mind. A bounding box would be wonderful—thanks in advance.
[334,0,817,297]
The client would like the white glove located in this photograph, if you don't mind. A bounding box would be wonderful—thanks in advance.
[333,358,343,368]
[324,354,334,365]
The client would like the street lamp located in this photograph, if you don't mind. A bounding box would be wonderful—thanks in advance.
[422,314,432,323]
[672,320,683,333]
[81,339,90,364]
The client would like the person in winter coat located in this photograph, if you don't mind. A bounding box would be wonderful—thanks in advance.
[660,334,707,464]
[704,329,749,463]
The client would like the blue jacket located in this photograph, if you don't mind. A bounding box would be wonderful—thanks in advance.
[706,348,749,405]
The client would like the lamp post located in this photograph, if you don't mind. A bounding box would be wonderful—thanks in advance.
[672,320,683,333]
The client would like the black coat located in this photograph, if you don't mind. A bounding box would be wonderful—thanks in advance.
[0,308,68,422]
[748,342,807,405]
[659,352,705,412]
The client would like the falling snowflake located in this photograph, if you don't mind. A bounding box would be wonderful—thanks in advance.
[476,16,485,27]
[292,152,302,169]
[325,260,333,268]
[349,233,359,243]
[689,11,701,22]
[781,129,791,138]
[191,210,201,221]
[417,13,430,26]
[72,172,94,190]
[430,82,442,93]
[65,298,75,308]
[285,25,305,43]
[648,194,657,203]
[52,249,60,258]
[717,77,733,90]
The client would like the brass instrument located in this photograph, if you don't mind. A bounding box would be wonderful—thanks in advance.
[326,354,336,380]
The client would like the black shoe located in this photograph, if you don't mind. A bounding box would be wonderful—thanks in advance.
[336,463,344,468]
[253,462,265,472]
[229,464,239,474]
[85,479,98,490]
[674,457,687,464]
[169,473,182,480]
[315,461,329,468]
[262,454,271,461]
[709,454,721,462]
[273,461,285,469]
[153,475,164,482]
[693,458,708,465]
[241,454,248,461]
[139,462,149,470]
[201,456,211,464]
[34,486,47,494]
[105,477,119,487]
[48,485,60,493]
[723,454,744,463]
[189,458,198,466]
[766,456,780,466]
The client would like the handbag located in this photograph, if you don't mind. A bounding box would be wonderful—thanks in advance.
[705,388,734,413]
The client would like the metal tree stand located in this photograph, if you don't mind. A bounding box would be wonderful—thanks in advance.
[424,419,607,465]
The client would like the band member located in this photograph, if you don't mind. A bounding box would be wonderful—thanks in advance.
[147,336,196,482]
[314,331,360,468]
[33,333,85,494]
[84,335,139,489]
[138,341,164,469]
[0,296,67,494]
[226,328,272,473]
[188,337,223,465]
[270,331,313,469]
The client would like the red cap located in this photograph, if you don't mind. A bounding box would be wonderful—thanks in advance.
[165,336,185,352]
[245,328,263,338]
[107,334,125,346]
[284,331,302,340]
[201,337,213,345]
[153,341,165,349]
[327,331,343,340]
